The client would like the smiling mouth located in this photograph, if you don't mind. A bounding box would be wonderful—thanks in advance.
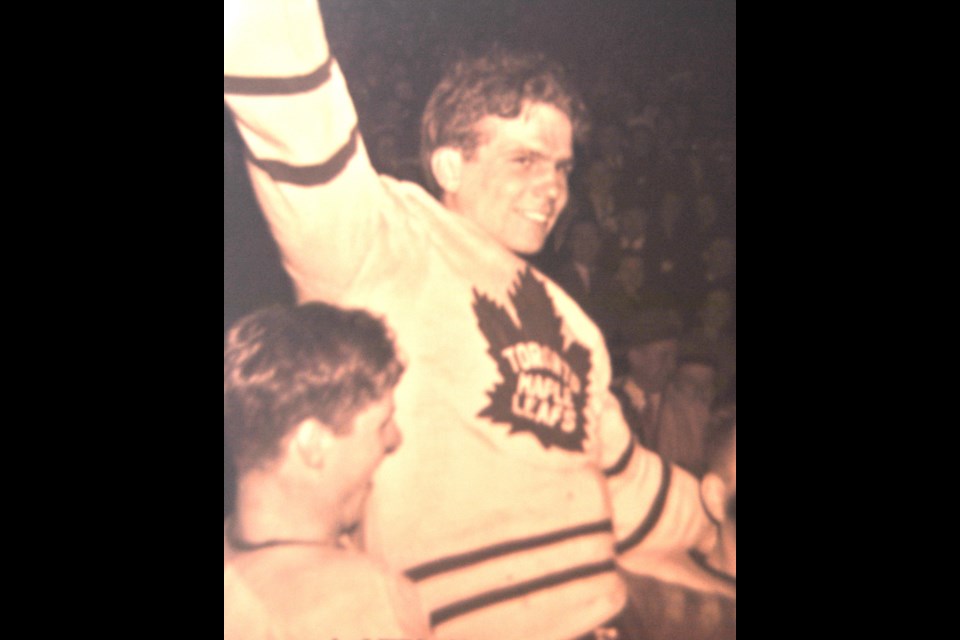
[519,209,552,224]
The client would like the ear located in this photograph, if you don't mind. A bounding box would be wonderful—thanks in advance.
[292,418,336,469]
[700,472,728,526]
[430,147,463,194]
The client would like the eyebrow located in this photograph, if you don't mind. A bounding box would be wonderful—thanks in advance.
[509,147,574,167]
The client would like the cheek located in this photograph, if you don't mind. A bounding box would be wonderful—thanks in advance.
[467,167,505,208]
[365,448,384,474]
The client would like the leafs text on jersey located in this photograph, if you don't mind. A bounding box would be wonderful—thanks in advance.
[473,268,591,452]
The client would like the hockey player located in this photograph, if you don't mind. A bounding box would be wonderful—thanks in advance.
[223,303,431,639]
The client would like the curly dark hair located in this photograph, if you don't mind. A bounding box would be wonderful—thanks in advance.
[224,303,404,474]
[420,45,590,193]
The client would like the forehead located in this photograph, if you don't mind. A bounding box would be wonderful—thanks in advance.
[638,339,678,355]
[473,102,573,158]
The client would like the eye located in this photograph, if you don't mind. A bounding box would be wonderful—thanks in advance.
[513,155,534,168]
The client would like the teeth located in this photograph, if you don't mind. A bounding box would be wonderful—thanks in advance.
[520,210,550,223]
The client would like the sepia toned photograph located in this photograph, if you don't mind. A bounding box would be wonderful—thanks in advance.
[225,1,735,638]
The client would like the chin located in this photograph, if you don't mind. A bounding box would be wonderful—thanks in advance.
[509,237,548,257]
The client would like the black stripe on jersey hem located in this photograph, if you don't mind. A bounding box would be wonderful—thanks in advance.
[614,455,672,555]
[246,125,359,186]
[224,57,334,96]
[603,438,636,478]
[405,520,613,583]
[430,560,617,628]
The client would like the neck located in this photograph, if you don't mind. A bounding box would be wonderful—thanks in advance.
[231,471,339,549]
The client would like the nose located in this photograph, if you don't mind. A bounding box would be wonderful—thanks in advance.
[382,420,403,455]
[534,165,566,203]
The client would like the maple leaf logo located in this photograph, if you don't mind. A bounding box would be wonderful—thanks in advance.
[473,267,592,452]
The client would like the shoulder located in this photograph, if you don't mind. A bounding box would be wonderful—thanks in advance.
[299,551,431,638]
[227,547,429,638]
[283,548,396,607]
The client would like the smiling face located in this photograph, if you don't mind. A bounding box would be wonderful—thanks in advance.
[438,102,574,256]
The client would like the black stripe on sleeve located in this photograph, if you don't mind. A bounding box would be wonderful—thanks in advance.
[429,560,617,628]
[246,125,359,187]
[405,520,613,583]
[614,455,672,555]
[603,438,636,478]
[224,57,334,96]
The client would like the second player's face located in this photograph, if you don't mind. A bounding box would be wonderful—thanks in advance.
[452,102,574,256]
[330,393,402,531]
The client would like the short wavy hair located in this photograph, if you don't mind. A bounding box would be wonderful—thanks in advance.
[420,46,590,193]
[224,303,404,474]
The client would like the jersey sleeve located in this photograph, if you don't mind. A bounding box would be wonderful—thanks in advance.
[224,0,387,304]
[597,389,713,570]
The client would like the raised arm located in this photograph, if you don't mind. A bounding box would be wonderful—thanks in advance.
[224,0,385,304]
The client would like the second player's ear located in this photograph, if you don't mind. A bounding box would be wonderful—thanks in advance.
[431,147,463,193]
[292,418,336,469]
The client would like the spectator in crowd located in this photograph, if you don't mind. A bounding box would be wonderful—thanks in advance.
[549,215,610,324]
[224,303,432,639]
[616,197,653,255]
[610,308,682,447]
[682,287,737,400]
[701,236,736,294]
[656,354,717,476]
[645,187,697,307]
[622,117,658,195]
[592,248,677,377]
[583,157,621,235]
